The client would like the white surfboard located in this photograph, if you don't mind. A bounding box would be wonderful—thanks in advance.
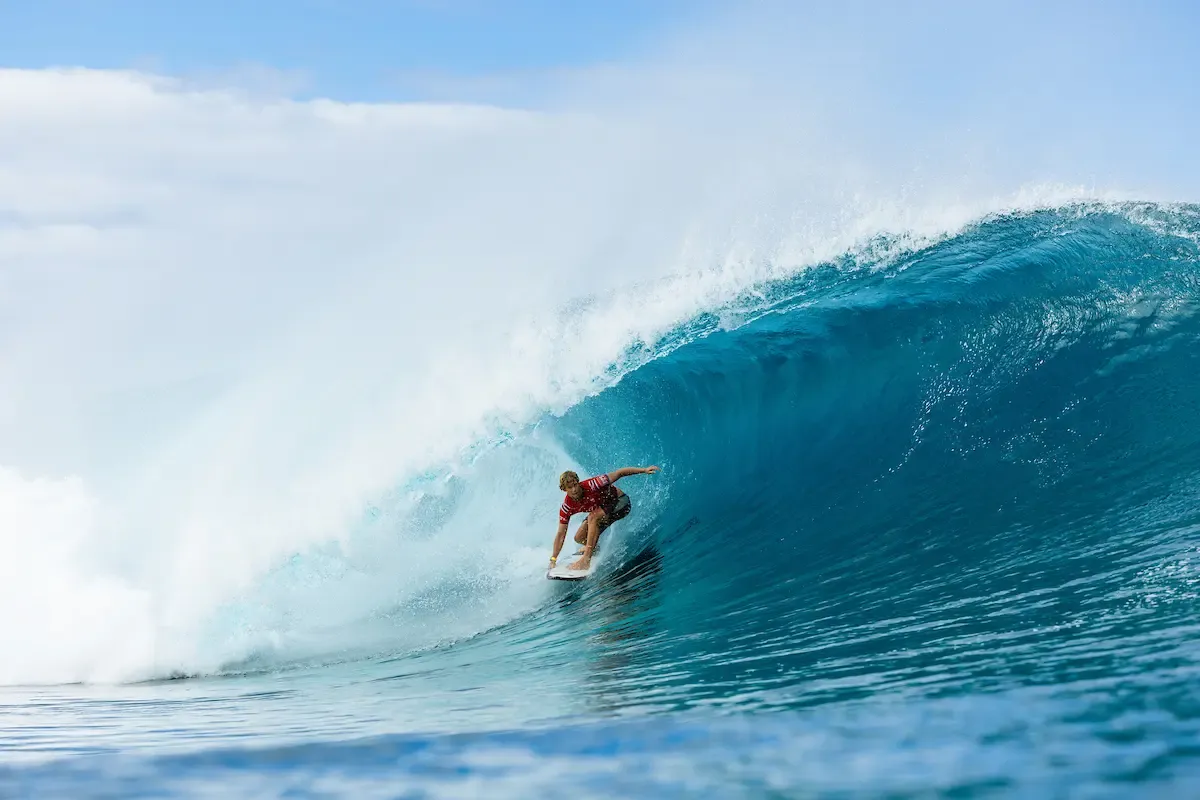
[547,552,596,581]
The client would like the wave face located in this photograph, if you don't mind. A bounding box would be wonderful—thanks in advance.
[543,203,1200,715]
[7,203,1200,797]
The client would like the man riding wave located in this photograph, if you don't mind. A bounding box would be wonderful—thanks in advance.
[550,465,660,572]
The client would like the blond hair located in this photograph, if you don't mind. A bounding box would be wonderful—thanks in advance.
[559,470,580,491]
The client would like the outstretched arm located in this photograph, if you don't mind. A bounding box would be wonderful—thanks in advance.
[606,465,660,483]
[549,521,568,567]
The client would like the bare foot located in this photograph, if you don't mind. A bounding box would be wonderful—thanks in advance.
[568,556,591,571]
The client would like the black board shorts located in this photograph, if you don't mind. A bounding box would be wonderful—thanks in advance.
[598,494,632,532]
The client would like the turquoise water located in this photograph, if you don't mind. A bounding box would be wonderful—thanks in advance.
[5,203,1200,796]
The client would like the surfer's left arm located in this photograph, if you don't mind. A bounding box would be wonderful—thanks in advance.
[607,465,660,483]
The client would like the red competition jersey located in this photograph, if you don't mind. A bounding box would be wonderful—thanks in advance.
[559,474,619,524]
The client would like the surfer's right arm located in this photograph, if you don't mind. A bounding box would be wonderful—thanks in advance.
[550,521,568,567]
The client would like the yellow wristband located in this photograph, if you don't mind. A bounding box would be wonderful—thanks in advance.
[549,556,557,563]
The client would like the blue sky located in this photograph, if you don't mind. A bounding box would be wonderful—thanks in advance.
[0,0,715,100]
[3,0,1199,119]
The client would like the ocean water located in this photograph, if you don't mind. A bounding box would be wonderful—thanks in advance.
[4,202,1200,797]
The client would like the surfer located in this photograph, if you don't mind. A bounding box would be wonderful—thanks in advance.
[550,466,660,572]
